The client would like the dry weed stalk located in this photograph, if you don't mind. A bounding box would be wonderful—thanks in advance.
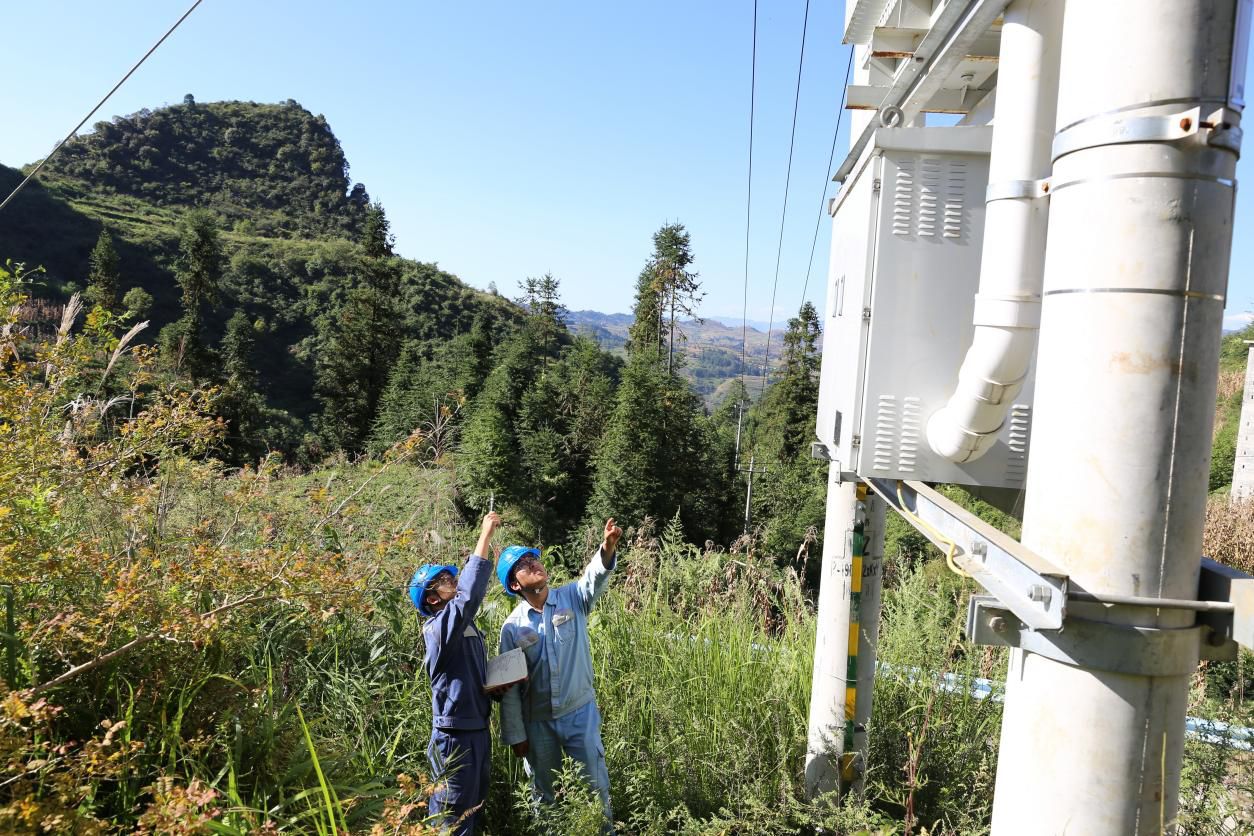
[1216,368,1245,405]
[101,319,149,386]
[1203,496,1254,575]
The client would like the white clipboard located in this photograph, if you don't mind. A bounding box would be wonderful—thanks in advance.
[485,647,527,690]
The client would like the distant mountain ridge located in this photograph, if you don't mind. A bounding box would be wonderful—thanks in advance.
[563,309,812,406]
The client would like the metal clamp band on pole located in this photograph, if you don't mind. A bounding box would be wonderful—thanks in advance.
[985,178,1050,202]
[1043,287,1226,302]
[1052,106,1202,161]
[1049,171,1237,193]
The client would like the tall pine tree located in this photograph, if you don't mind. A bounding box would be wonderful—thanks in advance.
[361,201,394,259]
[85,229,121,312]
[166,210,223,379]
[746,302,827,569]
[587,226,732,542]
[519,272,567,369]
[314,257,404,454]
[652,223,702,373]
[457,328,542,512]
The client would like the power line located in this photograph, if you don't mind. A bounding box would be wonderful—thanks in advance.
[799,47,855,309]
[0,0,207,216]
[738,0,759,399]
[758,0,812,405]
[735,0,759,468]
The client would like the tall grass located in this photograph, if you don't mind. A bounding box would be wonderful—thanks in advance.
[9,458,1252,833]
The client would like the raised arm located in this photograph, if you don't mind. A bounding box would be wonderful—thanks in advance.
[426,513,500,662]
[574,517,622,613]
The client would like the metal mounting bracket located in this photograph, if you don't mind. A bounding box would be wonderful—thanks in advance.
[866,479,1254,665]
[967,595,1205,677]
[1196,557,1254,659]
[866,479,1068,630]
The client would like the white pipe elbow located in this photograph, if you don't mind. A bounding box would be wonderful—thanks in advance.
[927,306,1039,463]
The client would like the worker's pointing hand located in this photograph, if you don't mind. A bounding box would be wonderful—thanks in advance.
[476,512,502,560]
[603,518,622,557]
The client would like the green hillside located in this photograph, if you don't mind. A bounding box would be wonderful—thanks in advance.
[1210,324,1254,492]
[40,97,366,238]
[0,100,520,447]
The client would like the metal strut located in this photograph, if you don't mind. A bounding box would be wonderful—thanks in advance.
[867,478,1254,673]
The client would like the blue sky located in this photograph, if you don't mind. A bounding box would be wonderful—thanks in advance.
[3,1,1252,330]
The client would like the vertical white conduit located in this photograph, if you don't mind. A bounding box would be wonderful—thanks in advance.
[927,0,1064,463]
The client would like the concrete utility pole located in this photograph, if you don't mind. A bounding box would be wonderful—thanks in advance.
[739,453,769,534]
[804,477,885,797]
[991,1,1245,832]
[1232,341,1254,502]
[805,38,890,798]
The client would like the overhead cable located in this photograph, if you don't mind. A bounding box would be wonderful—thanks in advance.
[798,47,855,309]
[758,0,812,403]
[0,0,208,215]
[738,0,759,402]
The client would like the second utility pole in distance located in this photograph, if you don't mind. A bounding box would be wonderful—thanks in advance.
[740,453,769,534]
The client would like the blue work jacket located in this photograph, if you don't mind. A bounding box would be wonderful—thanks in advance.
[423,555,491,731]
[498,547,616,746]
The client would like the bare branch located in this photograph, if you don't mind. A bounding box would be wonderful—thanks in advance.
[26,593,274,697]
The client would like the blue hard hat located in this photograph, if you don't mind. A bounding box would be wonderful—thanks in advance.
[408,564,458,616]
[497,545,541,595]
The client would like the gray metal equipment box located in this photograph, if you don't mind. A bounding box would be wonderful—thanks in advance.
[815,126,1034,489]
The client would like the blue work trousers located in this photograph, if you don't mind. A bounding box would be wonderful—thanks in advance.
[427,727,490,835]
[523,700,612,818]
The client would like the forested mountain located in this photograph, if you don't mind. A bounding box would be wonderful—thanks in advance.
[0,100,521,459]
[0,98,828,564]
[42,97,368,238]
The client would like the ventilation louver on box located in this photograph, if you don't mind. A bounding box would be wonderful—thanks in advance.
[815,126,1036,489]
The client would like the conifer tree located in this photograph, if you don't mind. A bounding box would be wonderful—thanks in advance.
[216,310,273,466]
[171,210,223,378]
[175,210,223,328]
[626,264,663,360]
[369,325,493,456]
[520,272,567,368]
[755,302,822,460]
[745,302,827,567]
[370,341,430,452]
[586,358,669,526]
[651,223,702,373]
[625,223,702,372]
[361,201,394,259]
[588,227,731,541]
[85,229,120,312]
[457,329,541,510]
[221,311,258,386]
[314,257,404,453]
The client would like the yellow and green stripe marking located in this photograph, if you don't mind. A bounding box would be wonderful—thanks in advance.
[840,482,868,782]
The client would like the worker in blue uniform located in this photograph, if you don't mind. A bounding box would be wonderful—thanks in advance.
[497,517,623,820]
[408,511,510,835]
